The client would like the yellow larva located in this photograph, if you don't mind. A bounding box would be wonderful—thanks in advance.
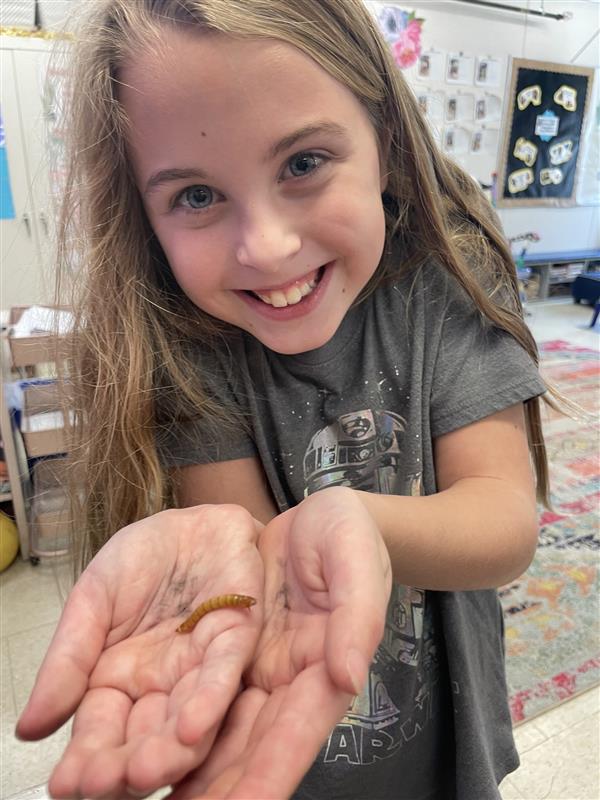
[176,594,257,633]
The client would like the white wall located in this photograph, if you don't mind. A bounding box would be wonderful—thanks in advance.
[367,0,600,253]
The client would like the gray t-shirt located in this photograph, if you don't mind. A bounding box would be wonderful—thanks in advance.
[161,262,546,799]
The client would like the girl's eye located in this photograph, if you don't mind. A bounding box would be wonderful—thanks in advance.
[285,152,327,180]
[176,185,215,210]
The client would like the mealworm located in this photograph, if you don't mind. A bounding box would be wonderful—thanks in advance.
[176,594,256,633]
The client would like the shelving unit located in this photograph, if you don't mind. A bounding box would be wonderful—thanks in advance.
[0,309,71,562]
[0,348,32,560]
[522,248,600,301]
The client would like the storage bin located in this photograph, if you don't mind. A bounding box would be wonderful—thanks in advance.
[8,305,71,369]
[19,382,68,457]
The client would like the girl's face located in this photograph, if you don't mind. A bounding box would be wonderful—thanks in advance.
[122,30,387,354]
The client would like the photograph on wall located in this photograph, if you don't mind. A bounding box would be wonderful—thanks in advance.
[415,49,445,82]
[445,92,475,122]
[443,125,470,155]
[471,130,484,153]
[474,93,502,123]
[475,57,503,88]
[497,58,594,206]
[445,53,474,85]
[414,89,444,124]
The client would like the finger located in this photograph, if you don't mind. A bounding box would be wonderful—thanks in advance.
[76,693,169,798]
[213,664,350,800]
[127,691,170,740]
[17,578,110,740]
[323,526,391,695]
[168,688,269,799]
[125,716,219,795]
[47,687,131,799]
[176,621,260,745]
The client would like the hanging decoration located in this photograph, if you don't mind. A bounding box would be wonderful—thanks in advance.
[375,6,425,70]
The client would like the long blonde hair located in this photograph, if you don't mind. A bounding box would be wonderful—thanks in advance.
[58,0,552,570]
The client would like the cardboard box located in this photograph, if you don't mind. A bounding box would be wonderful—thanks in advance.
[8,305,70,368]
[20,382,67,457]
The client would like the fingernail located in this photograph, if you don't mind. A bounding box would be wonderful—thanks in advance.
[346,648,368,695]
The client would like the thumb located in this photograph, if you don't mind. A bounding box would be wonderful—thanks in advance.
[16,577,109,740]
[324,533,391,696]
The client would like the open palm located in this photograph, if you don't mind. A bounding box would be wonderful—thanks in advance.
[16,505,264,799]
[170,486,392,800]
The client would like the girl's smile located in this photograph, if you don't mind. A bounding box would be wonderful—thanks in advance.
[121,31,387,354]
[236,261,333,321]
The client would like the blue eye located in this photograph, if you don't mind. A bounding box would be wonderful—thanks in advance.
[179,185,214,210]
[287,153,325,179]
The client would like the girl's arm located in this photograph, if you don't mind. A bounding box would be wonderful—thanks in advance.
[356,402,539,590]
[173,456,279,524]
[173,402,538,591]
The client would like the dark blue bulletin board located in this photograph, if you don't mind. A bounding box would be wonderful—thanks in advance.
[497,59,594,207]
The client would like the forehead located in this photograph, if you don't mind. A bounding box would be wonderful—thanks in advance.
[119,29,373,154]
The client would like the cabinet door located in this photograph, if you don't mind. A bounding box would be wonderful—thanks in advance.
[0,48,45,309]
[0,45,63,310]
[14,47,65,285]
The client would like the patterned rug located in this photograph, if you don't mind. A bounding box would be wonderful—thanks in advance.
[500,339,600,724]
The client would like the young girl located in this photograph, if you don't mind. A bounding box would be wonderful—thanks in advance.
[17,1,552,798]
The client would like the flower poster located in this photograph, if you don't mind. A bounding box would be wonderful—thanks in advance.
[497,58,594,207]
[376,6,425,70]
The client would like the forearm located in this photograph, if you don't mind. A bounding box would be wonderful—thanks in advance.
[354,478,538,590]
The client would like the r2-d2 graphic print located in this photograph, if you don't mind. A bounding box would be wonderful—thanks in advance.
[303,408,407,496]
[302,409,436,768]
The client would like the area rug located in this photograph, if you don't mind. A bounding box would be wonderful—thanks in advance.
[500,339,600,724]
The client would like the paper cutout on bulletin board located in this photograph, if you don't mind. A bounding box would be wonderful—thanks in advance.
[0,107,16,220]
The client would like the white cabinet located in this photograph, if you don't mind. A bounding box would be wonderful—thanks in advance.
[1,37,66,310]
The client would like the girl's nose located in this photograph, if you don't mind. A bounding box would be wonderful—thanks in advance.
[235,207,302,273]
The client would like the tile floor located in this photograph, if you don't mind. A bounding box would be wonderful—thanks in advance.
[1,298,599,800]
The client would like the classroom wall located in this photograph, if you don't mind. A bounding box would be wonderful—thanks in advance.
[367,0,600,253]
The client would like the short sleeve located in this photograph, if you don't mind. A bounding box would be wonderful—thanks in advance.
[430,274,546,438]
[157,344,258,468]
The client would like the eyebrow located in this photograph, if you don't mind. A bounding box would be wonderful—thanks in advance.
[266,120,349,160]
[143,120,349,196]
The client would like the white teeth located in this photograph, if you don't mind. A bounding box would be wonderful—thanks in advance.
[270,290,288,308]
[285,286,303,304]
[254,279,317,307]
[255,292,273,305]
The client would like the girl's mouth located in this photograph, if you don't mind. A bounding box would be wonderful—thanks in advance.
[245,266,326,308]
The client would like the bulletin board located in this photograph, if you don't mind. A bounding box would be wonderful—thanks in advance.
[496,58,594,207]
